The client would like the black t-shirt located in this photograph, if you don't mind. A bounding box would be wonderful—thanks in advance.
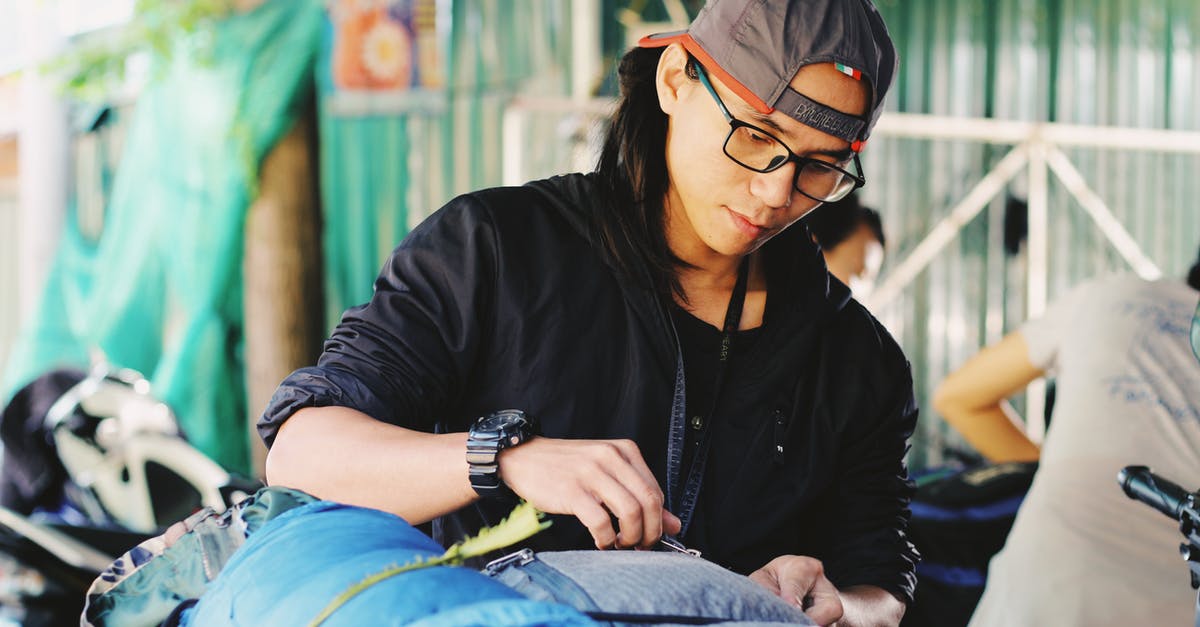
[669,299,765,552]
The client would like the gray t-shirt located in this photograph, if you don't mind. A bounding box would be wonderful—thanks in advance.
[970,275,1200,627]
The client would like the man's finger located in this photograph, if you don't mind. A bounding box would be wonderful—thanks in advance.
[585,469,646,548]
[748,568,781,595]
[573,494,618,549]
[662,509,682,536]
[778,574,814,609]
[787,574,842,625]
[598,444,665,546]
[801,594,842,627]
[612,440,660,494]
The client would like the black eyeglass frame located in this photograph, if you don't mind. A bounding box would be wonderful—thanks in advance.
[692,61,867,204]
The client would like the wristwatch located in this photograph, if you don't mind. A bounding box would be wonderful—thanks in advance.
[466,409,537,498]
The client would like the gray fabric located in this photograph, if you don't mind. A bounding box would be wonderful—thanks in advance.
[774,88,866,143]
[641,0,897,143]
[487,550,816,626]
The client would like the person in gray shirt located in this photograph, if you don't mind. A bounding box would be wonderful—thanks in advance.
[935,244,1200,626]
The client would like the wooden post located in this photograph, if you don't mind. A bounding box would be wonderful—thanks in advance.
[242,106,323,480]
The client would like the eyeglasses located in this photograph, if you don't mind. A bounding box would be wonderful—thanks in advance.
[693,62,865,204]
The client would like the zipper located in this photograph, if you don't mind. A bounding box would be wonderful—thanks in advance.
[482,548,535,575]
[773,408,787,464]
[658,535,702,558]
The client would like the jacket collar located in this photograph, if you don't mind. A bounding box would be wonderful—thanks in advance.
[761,217,850,323]
[526,172,851,328]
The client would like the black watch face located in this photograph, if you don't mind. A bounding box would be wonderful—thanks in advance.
[477,409,525,432]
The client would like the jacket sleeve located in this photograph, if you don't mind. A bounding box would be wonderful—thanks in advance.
[818,315,920,604]
[257,196,499,447]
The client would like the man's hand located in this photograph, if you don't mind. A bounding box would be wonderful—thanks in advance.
[749,555,843,626]
[498,437,682,549]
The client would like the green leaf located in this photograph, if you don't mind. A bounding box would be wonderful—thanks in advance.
[307,502,551,627]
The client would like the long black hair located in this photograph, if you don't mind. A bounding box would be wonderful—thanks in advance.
[593,46,684,301]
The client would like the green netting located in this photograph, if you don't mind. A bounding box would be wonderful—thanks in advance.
[316,0,577,318]
[1,0,323,475]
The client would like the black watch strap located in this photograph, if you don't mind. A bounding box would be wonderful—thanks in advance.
[467,409,535,498]
[467,433,508,496]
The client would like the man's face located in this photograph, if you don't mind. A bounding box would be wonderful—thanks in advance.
[840,223,884,281]
[835,223,884,296]
[658,47,870,262]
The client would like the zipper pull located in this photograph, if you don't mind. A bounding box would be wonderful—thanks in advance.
[482,548,535,575]
[658,535,702,558]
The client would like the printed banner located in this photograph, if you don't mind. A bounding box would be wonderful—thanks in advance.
[328,0,443,91]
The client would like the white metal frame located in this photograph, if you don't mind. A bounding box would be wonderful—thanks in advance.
[501,95,614,187]
[864,113,1200,312]
[500,100,1200,440]
[864,113,1200,440]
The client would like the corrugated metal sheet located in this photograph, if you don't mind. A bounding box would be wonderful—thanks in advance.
[868,0,1200,466]
[319,0,577,316]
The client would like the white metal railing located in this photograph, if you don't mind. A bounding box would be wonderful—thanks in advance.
[865,115,1200,441]
[864,113,1200,313]
[501,96,613,187]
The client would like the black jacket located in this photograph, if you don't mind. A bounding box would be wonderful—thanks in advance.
[260,173,920,602]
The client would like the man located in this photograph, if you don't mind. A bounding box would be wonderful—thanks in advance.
[263,1,917,625]
[805,193,886,296]
[934,245,1200,626]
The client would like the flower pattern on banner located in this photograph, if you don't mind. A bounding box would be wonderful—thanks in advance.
[329,0,442,91]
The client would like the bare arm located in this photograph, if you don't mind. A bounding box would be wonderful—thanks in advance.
[932,332,1043,463]
[266,406,681,546]
[265,406,477,522]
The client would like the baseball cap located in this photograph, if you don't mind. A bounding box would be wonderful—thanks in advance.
[638,0,898,152]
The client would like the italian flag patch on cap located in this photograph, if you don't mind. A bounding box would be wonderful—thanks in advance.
[835,63,862,80]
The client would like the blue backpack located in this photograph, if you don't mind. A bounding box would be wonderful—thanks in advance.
[900,462,1038,627]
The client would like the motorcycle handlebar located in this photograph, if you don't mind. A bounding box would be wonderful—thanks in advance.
[1119,465,1192,521]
